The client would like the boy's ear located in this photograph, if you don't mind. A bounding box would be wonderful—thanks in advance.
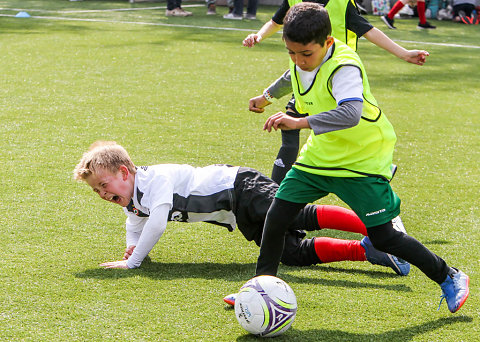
[119,165,129,180]
[325,36,334,48]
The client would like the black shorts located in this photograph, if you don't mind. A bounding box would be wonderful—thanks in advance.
[233,167,320,266]
[233,167,312,245]
[233,167,278,244]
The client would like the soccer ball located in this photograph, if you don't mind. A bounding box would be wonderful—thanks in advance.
[234,275,297,337]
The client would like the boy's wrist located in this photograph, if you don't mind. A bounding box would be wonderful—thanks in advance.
[299,117,311,129]
[263,89,274,102]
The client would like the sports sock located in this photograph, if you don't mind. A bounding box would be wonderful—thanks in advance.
[271,104,307,184]
[314,237,366,263]
[417,1,427,24]
[388,0,405,19]
[271,129,300,184]
[316,205,368,236]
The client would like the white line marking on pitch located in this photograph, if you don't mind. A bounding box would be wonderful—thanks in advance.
[0,12,478,49]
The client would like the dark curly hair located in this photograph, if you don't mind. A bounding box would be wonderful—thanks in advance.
[283,2,332,46]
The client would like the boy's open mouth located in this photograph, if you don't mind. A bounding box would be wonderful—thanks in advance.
[112,195,120,203]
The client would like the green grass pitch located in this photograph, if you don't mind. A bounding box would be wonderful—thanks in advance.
[0,0,479,340]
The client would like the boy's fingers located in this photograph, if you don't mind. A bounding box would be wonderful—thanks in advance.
[263,118,273,131]
[273,118,282,131]
[249,101,264,113]
[100,261,117,266]
[264,113,284,131]
[243,34,258,47]
[263,120,270,131]
[100,260,127,269]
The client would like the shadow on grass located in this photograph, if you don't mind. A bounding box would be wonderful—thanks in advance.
[75,261,412,292]
[423,239,451,245]
[304,263,406,279]
[235,316,473,342]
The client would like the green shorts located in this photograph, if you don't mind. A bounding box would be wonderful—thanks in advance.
[276,167,401,228]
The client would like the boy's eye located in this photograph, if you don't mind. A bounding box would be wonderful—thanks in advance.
[303,53,312,57]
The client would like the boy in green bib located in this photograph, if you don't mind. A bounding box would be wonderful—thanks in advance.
[253,2,469,314]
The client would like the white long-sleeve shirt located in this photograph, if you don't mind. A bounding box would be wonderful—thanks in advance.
[123,164,239,268]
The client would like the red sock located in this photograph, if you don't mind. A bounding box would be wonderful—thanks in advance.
[314,237,366,263]
[388,1,405,19]
[417,1,427,24]
[316,205,367,236]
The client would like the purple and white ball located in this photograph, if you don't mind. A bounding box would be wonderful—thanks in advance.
[235,275,297,337]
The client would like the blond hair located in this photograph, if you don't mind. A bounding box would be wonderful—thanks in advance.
[73,141,136,181]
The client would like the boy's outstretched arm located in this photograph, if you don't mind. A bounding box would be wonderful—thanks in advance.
[363,27,429,65]
[99,205,170,269]
[243,19,282,47]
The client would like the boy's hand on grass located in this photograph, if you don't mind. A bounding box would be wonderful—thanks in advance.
[403,50,429,66]
[249,95,271,113]
[123,245,136,260]
[100,260,129,269]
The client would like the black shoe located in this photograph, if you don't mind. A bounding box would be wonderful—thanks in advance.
[381,15,396,29]
[417,21,436,29]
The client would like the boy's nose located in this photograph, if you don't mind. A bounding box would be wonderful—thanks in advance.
[294,56,304,66]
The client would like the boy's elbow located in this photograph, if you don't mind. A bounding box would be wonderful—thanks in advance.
[340,100,363,127]
[352,113,361,126]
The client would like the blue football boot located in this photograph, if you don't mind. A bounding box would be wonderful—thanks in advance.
[438,268,470,313]
[360,236,410,276]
